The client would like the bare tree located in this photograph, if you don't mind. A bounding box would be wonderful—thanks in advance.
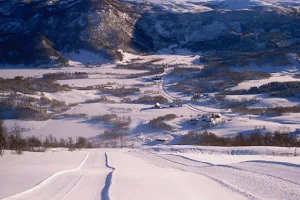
[0,119,7,156]
[27,136,42,152]
[59,138,66,147]
[76,137,87,149]
[9,123,25,154]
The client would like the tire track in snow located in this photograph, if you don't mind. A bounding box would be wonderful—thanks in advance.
[101,152,115,200]
[130,152,261,200]
[1,153,90,200]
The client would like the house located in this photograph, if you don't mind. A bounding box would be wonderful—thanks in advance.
[153,102,162,109]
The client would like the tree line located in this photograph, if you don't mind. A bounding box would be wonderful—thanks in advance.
[179,130,300,148]
[0,120,91,156]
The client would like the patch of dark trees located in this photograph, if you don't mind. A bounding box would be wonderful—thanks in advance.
[0,120,91,156]
[179,131,300,147]
[224,81,300,98]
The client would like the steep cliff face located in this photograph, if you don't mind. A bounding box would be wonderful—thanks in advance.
[0,0,300,66]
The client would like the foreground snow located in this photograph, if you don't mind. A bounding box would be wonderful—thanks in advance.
[1,147,300,200]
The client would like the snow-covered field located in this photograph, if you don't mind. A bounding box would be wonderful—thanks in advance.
[1,50,300,142]
[1,147,300,200]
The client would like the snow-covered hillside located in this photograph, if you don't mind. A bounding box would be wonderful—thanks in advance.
[122,0,299,12]
[1,147,300,200]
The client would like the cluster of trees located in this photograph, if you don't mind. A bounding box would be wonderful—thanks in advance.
[42,72,88,80]
[0,121,91,156]
[232,106,300,116]
[0,76,70,95]
[132,95,169,104]
[0,93,69,120]
[84,96,116,104]
[179,131,300,147]
[92,114,132,132]
[174,65,271,94]
[0,97,50,120]
[225,81,300,97]
[116,62,165,79]
[39,96,68,112]
[98,86,140,97]
[170,67,199,76]
[94,130,130,148]
[215,95,260,109]
[149,114,176,132]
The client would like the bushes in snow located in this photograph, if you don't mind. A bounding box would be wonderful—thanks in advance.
[232,106,300,116]
[172,65,270,94]
[40,96,68,112]
[132,95,169,104]
[0,94,69,120]
[149,114,177,132]
[42,72,88,80]
[215,95,260,109]
[83,96,115,104]
[94,130,134,148]
[0,76,70,95]
[98,86,140,97]
[224,81,300,97]
[92,114,131,132]
[179,131,300,147]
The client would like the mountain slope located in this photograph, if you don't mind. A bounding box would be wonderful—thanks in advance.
[0,0,300,66]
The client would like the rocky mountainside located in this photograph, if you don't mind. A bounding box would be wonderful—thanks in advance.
[0,0,141,65]
[0,0,300,66]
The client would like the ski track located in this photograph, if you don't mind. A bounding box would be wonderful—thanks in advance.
[101,152,115,200]
[1,152,113,200]
[131,151,261,200]
[1,153,90,200]
[131,151,300,200]
[151,152,300,186]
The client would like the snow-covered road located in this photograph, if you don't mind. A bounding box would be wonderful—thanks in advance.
[1,149,300,200]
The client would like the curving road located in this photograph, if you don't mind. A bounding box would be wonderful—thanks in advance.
[158,68,222,114]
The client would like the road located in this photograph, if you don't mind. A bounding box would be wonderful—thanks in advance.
[158,67,222,114]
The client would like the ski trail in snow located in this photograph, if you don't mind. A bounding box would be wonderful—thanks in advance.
[131,152,261,200]
[1,153,90,200]
[134,151,300,200]
[101,152,115,200]
[153,153,300,186]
